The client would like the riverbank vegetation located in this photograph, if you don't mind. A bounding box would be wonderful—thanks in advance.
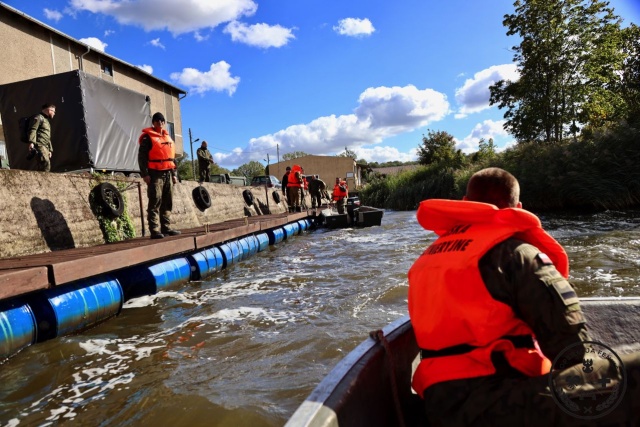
[361,0,640,213]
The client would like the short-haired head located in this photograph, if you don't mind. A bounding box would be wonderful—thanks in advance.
[465,167,520,209]
[152,112,165,123]
[42,103,56,110]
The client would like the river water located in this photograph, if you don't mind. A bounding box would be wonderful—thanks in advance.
[1,209,640,426]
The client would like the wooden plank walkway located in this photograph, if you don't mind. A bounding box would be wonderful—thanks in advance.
[0,211,315,301]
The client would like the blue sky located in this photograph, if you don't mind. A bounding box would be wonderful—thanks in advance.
[4,0,640,169]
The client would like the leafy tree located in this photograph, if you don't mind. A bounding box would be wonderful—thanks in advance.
[337,148,358,160]
[490,0,624,143]
[618,24,640,125]
[175,153,195,181]
[417,130,464,167]
[282,151,309,160]
[470,138,498,164]
[232,161,266,179]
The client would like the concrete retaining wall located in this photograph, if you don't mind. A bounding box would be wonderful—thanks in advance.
[0,170,296,258]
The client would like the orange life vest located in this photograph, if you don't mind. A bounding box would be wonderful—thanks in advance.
[332,181,348,200]
[139,127,175,171]
[408,199,569,397]
[287,165,303,188]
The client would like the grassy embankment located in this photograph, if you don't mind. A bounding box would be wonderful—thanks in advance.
[360,122,640,213]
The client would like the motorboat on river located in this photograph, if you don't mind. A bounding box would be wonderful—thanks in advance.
[321,196,384,229]
[285,297,640,426]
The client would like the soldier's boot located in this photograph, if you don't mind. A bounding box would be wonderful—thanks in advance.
[150,231,164,239]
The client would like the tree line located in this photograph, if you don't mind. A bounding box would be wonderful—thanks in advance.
[360,0,640,212]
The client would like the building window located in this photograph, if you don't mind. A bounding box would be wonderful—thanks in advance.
[101,60,113,76]
[166,122,175,140]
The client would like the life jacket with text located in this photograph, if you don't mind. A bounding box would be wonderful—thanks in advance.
[139,127,175,170]
[287,165,303,188]
[408,199,569,397]
[332,180,348,200]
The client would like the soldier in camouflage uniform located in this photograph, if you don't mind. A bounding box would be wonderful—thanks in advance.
[27,103,56,172]
[196,140,213,183]
[409,167,640,426]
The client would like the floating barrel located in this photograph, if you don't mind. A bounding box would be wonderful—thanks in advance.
[187,247,224,280]
[28,275,123,341]
[256,233,270,252]
[218,242,242,268]
[148,258,191,292]
[0,299,37,360]
[243,235,259,256]
[267,227,285,245]
[297,219,308,232]
[283,223,296,239]
[228,240,243,262]
[238,238,251,260]
[116,258,191,300]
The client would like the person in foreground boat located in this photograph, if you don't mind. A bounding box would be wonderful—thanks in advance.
[408,167,640,426]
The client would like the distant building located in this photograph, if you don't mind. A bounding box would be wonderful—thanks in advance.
[269,155,364,190]
[0,2,187,154]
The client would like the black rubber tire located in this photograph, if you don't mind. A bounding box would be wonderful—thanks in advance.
[243,189,254,206]
[192,186,212,211]
[94,182,125,218]
[272,190,281,204]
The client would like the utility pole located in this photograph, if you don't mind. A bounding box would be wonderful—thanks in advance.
[264,154,270,209]
[189,128,199,181]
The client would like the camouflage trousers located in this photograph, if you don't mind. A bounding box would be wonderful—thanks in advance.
[36,145,51,172]
[147,170,174,233]
[423,352,640,427]
[288,187,301,211]
[335,197,345,214]
[198,164,210,182]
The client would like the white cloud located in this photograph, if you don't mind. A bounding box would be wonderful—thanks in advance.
[44,8,63,22]
[213,85,449,166]
[455,64,519,118]
[456,119,510,153]
[353,146,417,163]
[224,21,295,48]
[194,31,209,42]
[68,0,258,35]
[170,61,240,96]
[136,64,153,74]
[79,37,107,52]
[149,38,165,49]
[333,18,375,37]
[104,29,115,37]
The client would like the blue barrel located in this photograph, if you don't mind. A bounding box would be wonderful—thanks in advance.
[228,240,242,262]
[256,233,269,252]
[243,235,259,256]
[238,238,251,260]
[283,223,296,239]
[33,275,124,339]
[187,247,224,280]
[148,258,191,292]
[218,242,242,267]
[0,300,36,359]
[267,227,285,245]
[297,219,308,232]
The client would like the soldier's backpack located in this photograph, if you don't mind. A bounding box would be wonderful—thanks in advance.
[18,114,40,143]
